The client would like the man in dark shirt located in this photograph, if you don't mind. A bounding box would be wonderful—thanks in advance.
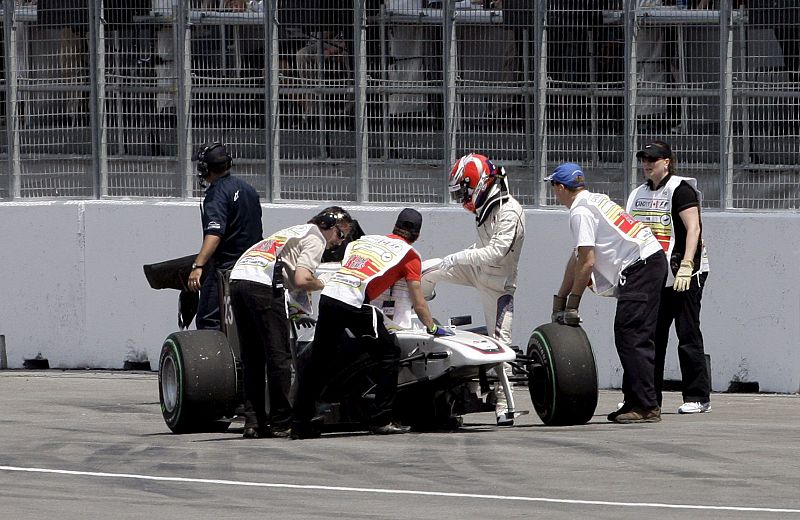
[188,142,263,330]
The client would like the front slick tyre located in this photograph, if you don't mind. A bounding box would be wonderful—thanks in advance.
[527,323,598,426]
[159,330,236,433]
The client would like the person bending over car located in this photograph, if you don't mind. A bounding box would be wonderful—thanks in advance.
[229,207,353,439]
[291,208,453,438]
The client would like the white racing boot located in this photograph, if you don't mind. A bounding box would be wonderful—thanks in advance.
[493,362,515,426]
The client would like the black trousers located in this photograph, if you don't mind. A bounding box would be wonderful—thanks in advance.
[655,272,710,405]
[230,280,293,429]
[614,251,668,410]
[293,295,401,428]
[197,259,233,330]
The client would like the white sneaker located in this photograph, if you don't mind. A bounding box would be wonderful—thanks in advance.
[678,401,711,414]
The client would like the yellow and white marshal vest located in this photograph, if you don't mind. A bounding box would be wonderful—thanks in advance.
[230,223,322,316]
[626,175,710,285]
[322,235,413,309]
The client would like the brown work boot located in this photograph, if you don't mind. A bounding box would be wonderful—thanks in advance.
[614,406,661,424]
[607,402,632,422]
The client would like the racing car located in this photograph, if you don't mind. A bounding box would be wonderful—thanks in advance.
[144,256,598,433]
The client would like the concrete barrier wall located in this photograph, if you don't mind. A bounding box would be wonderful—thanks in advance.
[1,201,797,393]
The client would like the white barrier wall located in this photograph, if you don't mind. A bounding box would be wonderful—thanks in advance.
[0,201,797,393]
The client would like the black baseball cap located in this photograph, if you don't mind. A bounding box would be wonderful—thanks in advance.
[636,141,673,160]
[395,208,422,234]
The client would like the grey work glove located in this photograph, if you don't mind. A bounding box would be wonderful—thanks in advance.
[551,295,567,322]
[673,259,694,292]
[555,293,582,326]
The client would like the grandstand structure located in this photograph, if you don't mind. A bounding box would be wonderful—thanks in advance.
[0,0,797,209]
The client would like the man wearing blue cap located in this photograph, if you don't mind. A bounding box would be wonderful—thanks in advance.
[545,162,668,424]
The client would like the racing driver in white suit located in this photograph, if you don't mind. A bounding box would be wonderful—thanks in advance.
[423,153,526,426]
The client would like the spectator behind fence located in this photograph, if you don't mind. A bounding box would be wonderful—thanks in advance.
[294,0,354,125]
[385,0,435,119]
[747,0,800,133]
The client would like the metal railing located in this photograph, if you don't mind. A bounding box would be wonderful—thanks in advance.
[0,0,798,209]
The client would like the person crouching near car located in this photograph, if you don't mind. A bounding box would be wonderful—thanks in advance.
[229,207,353,439]
[546,163,668,424]
[291,208,454,439]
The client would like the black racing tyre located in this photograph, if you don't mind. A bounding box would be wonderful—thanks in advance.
[526,323,598,426]
[159,330,237,433]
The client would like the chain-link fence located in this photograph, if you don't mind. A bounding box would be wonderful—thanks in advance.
[0,0,798,209]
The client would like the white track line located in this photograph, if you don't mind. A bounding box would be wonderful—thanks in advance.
[1,465,798,514]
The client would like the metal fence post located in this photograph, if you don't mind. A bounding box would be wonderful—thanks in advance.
[624,0,638,196]
[265,0,278,202]
[3,3,20,199]
[176,0,193,198]
[720,0,734,210]
[534,0,546,205]
[355,0,368,203]
[443,0,457,197]
[89,0,108,198]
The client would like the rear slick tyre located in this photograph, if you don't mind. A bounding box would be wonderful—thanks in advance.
[526,323,598,426]
[159,330,237,433]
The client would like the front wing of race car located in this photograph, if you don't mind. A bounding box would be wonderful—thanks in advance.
[394,326,516,386]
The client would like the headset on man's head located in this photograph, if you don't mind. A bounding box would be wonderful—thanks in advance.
[196,142,232,178]
[314,209,350,230]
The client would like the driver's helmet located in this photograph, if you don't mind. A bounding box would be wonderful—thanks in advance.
[448,153,496,213]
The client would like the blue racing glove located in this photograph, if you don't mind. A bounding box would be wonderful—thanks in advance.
[427,324,455,337]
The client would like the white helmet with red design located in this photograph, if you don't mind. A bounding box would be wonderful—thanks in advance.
[448,153,496,213]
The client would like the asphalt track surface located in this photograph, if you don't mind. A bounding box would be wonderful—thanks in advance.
[1,371,798,520]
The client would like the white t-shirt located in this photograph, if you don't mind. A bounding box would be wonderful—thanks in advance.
[230,224,326,292]
[569,190,661,295]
